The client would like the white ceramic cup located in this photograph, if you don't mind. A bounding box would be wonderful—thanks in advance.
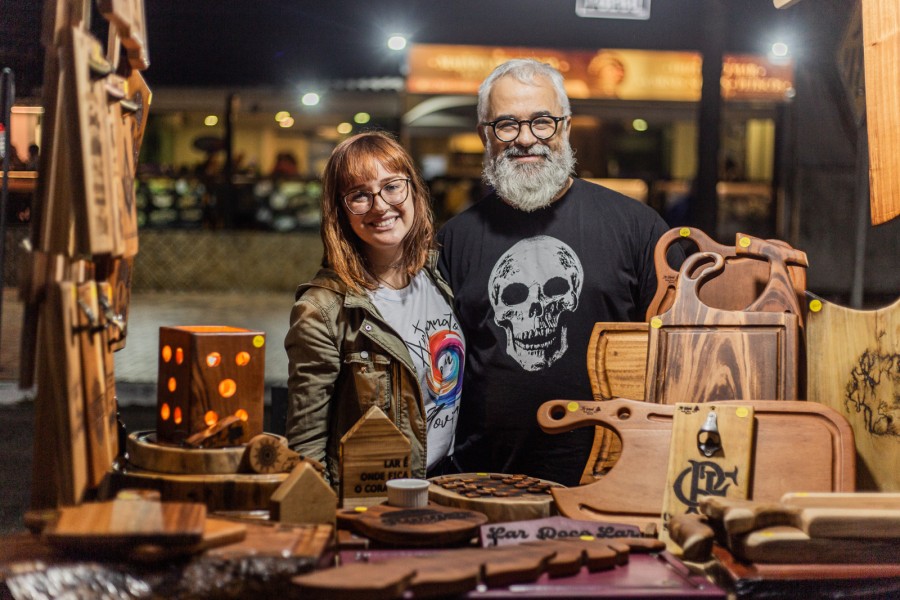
[386,478,430,508]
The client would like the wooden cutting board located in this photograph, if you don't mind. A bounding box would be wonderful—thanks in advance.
[660,403,755,551]
[587,322,649,401]
[337,502,488,546]
[536,398,855,527]
[645,251,800,404]
[806,295,899,491]
[43,490,207,553]
[732,526,900,564]
[645,228,807,320]
[428,473,562,523]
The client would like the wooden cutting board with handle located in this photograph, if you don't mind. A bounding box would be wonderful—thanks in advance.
[337,502,488,546]
[805,294,899,491]
[536,398,855,527]
[645,251,801,404]
[645,228,808,321]
[731,526,900,564]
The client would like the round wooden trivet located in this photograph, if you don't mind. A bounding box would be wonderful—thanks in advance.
[126,430,288,475]
[428,473,564,523]
[337,502,488,546]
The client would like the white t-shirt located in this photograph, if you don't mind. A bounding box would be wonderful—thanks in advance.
[369,271,465,470]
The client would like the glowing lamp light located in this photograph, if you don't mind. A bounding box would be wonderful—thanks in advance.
[275,110,291,122]
[301,92,320,106]
[204,115,219,127]
[387,35,407,51]
[156,326,266,446]
[354,112,371,124]
[337,122,353,135]
[632,118,648,132]
[279,116,295,128]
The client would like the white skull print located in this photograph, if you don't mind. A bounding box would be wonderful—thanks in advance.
[488,236,584,371]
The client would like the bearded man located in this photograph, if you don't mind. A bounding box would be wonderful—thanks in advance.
[437,59,675,486]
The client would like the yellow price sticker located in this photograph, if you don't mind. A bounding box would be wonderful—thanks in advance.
[567,401,579,412]
[253,335,265,348]
[739,236,751,248]
[651,317,663,329]
[736,407,749,418]
[679,227,691,237]
[809,299,823,313]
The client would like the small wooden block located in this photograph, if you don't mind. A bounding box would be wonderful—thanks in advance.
[339,406,411,509]
[183,414,245,448]
[245,433,325,474]
[269,462,337,526]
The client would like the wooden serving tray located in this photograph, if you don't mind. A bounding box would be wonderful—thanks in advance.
[536,399,855,527]
[337,502,488,546]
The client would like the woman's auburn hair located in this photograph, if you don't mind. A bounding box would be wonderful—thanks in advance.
[320,131,434,294]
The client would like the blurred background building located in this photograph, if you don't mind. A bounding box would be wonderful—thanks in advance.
[2,0,898,388]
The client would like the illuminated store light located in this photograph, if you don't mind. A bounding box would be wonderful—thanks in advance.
[279,116,295,128]
[771,42,789,57]
[354,112,371,124]
[301,92,320,106]
[632,118,648,132]
[387,35,407,51]
[337,122,353,134]
[204,115,219,126]
[275,110,291,122]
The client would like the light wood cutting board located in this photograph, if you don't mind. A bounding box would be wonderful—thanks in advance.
[806,294,899,490]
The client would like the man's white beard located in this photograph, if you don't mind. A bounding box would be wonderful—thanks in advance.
[483,141,576,212]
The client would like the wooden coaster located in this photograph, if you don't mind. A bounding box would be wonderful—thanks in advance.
[428,473,563,523]
[337,502,487,546]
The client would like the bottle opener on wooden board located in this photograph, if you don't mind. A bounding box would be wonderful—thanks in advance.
[536,398,855,529]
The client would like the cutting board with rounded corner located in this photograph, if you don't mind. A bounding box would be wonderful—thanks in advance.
[536,398,854,527]
[646,228,807,321]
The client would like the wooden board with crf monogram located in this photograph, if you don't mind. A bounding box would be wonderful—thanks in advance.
[536,399,854,528]
[660,403,755,553]
[806,295,900,491]
[339,406,411,509]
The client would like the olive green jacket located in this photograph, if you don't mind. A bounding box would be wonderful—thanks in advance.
[284,251,454,489]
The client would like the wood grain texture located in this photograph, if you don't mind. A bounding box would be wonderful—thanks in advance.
[660,404,755,552]
[339,406,411,509]
[646,228,807,321]
[862,0,900,224]
[337,502,488,546]
[126,430,285,475]
[645,251,800,404]
[587,322,649,400]
[806,295,899,490]
[428,473,560,523]
[732,525,900,564]
[269,462,337,526]
[537,398,855,527]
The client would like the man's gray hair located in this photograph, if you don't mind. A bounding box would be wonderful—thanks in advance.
[476,59,571,124]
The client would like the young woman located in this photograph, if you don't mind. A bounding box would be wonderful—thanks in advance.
[285,132,464,489]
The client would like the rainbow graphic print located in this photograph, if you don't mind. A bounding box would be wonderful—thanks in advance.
[426,329,465,417]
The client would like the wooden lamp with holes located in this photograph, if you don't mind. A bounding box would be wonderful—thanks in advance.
[156,326,266,447]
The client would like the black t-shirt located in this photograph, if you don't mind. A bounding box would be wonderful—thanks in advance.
[436,178,670,486]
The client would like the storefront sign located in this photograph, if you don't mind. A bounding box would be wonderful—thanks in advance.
[407,44,794,103]
[576,0,651,20]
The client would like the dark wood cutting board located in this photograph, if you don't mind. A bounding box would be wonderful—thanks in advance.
[337,502,488,546]
[536,398,855,527]
[645,228,807,321]
[645,251,801,404]
[428,473,562,523]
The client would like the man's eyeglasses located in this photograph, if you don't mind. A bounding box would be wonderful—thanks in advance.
[343,177,411,215]
[481,115,569,143]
